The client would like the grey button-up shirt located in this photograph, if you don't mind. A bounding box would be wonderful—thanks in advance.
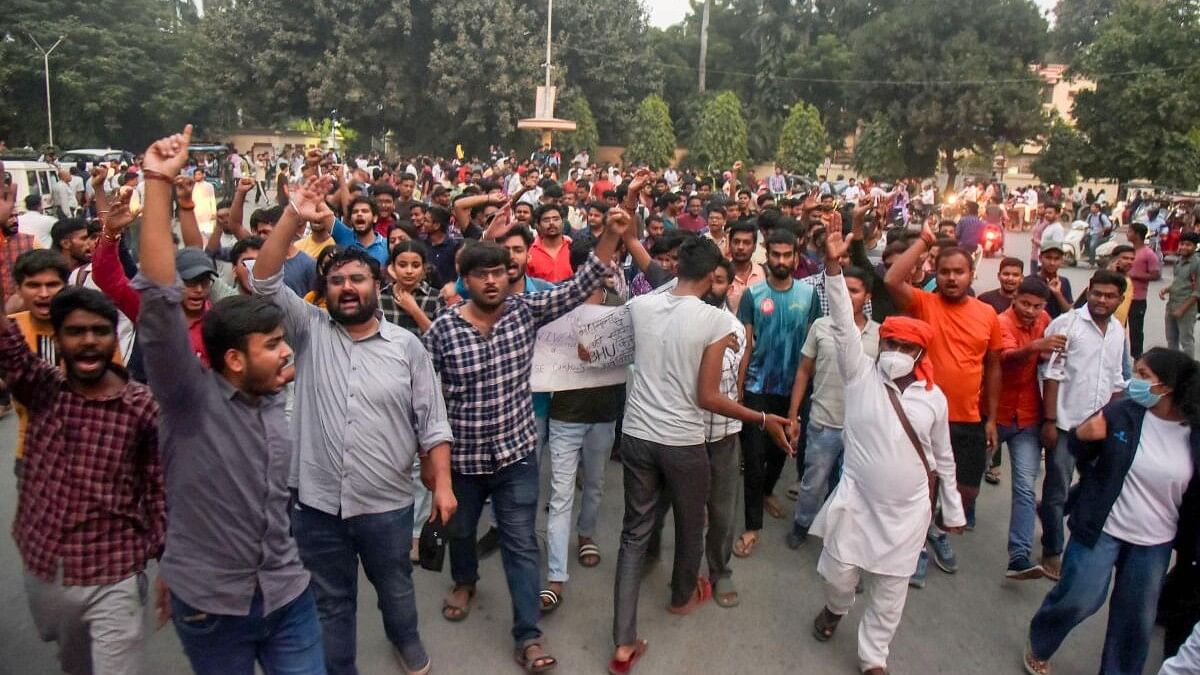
[251,269,453,519]
[133,275,308,617]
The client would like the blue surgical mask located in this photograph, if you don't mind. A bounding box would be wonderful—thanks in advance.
[1127,377,1163,408]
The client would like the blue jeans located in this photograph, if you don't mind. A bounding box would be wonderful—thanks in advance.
[291,504,422,675]
[1040,431,1076,557]
[998,424,1041,564]
[1029,532,1173,674]
[792,423,844,530]
[448,454,542,647]
[546,420,616,583]
[171,587,325,675]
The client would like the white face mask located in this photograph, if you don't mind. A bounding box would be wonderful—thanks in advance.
[877,350,917,380]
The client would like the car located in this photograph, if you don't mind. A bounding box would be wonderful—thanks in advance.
[59,148,134,170]
[1,157,60,214]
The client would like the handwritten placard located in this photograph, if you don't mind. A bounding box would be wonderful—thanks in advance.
[531,304,628,392]
[577,305,634,368]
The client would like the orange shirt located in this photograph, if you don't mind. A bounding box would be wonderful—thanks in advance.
[527,238,573,283]
[907,289,1003,423]
[997,308,1050,428]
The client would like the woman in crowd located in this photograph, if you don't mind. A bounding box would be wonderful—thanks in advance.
[1025,347,1200,675]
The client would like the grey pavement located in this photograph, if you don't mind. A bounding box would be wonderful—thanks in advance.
[0,230,1178,675]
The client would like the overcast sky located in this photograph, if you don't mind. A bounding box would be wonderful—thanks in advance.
[646,0,1058,29]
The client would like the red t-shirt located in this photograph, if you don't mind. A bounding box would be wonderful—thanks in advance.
[527,238,573,282]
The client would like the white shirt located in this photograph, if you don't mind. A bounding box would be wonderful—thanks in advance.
[623,293,732,447]
[17,210,56,248]
[842,185,862,202]
[1160,620,1200,675]
[1041,221,1066,247]
[51,180,76,217]
[192,180,218,235]
[704,312,745,442]
[803,314,880,429]
[1043,307,1128,430]
[810,273,964,576]
[1104,412,1194,546]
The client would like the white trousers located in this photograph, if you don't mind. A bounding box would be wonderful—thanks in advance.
[818,549,910,671]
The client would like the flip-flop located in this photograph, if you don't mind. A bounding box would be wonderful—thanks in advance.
[713,577,740,608]
[608,639,649,675]
[514,644,558,673]
[732,533,758,558]
[812,606,843,641]
[441,585,475,622]
[765,498,786,519]
[578,543,602,567]
[667,577,712,615]
[539,588,562,613]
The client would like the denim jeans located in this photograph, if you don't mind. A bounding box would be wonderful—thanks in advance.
[1029,532,1173,674]
[998,424,1041,565]
[1040,431,1076,557]
[171,587,325,675]
[792,423,844,531]
[546,420,616,583]
[448,455,542,647]
[291,504,422,675]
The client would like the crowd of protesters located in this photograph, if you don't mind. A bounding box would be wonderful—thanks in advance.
[2,123,1199,675]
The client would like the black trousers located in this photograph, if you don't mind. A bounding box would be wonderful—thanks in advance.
[1130,298,1148,358]
[740,392,793,531]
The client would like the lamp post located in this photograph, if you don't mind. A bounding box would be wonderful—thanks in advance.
[27,33,66,148]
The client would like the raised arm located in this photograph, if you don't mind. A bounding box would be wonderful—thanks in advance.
[92,193,142,321]
[454,193,503,233]
[139,125,193,286]
[228,177,256,241]
[172,176,205,250]
[883,219,935,312]
[822,228,870,382]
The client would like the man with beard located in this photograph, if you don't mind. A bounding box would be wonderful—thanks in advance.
[0,181,41,311]
[733,229,820,558]
[424,209,629,674]
[513,201,534,227]
[331,195,388,266]
[252,174,456,675]
[573,201,607,244]
[134,125,322,675]
[528,204,573,282]
[3,285,163,675]
[727,221,766,314]
[678,195,708,233]
[50,218,98,275]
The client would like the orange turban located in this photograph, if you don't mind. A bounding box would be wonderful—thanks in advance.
[880,317,936,389]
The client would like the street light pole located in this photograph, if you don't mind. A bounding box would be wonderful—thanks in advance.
[27,33,66,148]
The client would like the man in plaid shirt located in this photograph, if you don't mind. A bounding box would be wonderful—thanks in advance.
[2,281,163,675]
[423,208,629,673]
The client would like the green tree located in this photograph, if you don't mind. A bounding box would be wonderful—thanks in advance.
[0,0,209,149]
[556,96,600,157]
[1031,118,1086,186]
[1051,0,1118,56]
[624,95,677,168]
[848,0,1048,188]
[690,91,748,171]
[1072,0,1200,186]
[852,115,906,179]
[775,100,827,175]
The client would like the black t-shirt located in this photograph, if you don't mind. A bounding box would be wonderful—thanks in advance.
[977,289,1012,314]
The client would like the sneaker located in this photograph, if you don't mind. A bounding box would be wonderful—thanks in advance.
[786,525,808,550]
[909,548,929,589]
[1040,554,1062,582]
[1006,557,1045,580]
[927,533,958,573]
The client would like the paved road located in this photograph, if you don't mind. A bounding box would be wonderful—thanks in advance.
[0,231,1178,675]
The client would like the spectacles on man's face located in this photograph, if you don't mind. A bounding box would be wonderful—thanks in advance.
[327,273,371,287]
[468,267,508,281]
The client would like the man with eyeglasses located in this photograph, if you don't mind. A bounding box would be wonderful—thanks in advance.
[250,175,456,675]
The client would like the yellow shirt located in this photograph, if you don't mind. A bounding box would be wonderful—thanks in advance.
[1114,282,1133,325]
[296,235,335,261]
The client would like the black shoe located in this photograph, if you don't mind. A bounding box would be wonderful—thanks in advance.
[477,526,500,558]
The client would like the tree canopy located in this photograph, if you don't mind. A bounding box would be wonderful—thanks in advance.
[624,95,677,168]
[776,101,827,176]
[690,91,748,171]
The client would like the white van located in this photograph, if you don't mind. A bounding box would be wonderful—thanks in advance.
[3,159,60,214]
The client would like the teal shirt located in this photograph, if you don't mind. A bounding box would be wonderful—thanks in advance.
[737,279,821,396]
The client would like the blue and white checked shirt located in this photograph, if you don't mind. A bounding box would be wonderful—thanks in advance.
[424,254,612,475]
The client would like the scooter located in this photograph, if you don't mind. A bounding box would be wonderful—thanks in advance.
[1061,221,1089,267]
[981,223,1004,257]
